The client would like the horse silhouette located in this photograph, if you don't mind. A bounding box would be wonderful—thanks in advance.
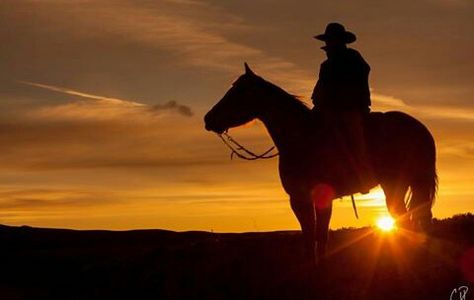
[204,63,437,266]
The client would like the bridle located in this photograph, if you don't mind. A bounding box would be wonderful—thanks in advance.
[217,131,279,160]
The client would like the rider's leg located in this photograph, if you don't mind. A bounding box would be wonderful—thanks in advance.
[341,111,375,194]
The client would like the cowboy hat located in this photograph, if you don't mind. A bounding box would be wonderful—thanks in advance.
[314,23,356,44]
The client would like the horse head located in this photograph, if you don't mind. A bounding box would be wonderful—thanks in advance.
[204,63,265,134]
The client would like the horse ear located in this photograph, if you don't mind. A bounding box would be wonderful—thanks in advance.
[244,62,255,76]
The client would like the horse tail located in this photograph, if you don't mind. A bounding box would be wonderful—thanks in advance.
[408,163,438,208]
[407,133,438,227]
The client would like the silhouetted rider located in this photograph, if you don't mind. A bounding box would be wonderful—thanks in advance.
[311,22,374,193]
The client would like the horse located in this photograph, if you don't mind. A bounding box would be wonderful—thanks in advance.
[204,63,437,266]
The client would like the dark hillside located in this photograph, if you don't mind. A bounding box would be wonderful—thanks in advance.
[0,214,473,300]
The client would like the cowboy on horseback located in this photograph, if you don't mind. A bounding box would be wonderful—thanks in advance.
[205,57,437,263]
[311,22,375,194]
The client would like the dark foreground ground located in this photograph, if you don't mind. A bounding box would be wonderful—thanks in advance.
[0,214,473,300]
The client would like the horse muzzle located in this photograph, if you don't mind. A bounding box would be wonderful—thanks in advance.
[204,112,226,134]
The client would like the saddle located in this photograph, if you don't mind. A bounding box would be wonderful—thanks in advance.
[310,110,382,197]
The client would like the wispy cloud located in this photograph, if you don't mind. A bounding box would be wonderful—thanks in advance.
[19,80,193,119]
[62,1,261,71]
[0,188,119,209]
[23,1,311,95]
[19,81,145,107]
[371,92,408,110]
[149,101,193,117]
[372,92,474,122]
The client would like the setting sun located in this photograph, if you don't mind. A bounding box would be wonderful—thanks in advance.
[376,216,396,232]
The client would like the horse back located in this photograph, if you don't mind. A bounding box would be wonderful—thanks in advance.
[365,111,436,179]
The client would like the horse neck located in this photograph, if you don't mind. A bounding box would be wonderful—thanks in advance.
[257,94,311,154]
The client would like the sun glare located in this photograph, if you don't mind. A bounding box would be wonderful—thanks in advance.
[376,216,396,232]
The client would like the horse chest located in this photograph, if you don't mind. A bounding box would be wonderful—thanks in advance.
[278,156,313,194]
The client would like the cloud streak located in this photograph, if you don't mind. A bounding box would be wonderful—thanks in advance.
[19,80,145,107]
[372,92,474,122]
[19,80,193,118]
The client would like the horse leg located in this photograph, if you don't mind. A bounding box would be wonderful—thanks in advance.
[315,202,333,260]
[312,183,334,261]
[381,181,410,228]
[409,183,433,232]
[290,193,316,266]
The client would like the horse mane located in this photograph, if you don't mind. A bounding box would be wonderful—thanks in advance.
[255,75,311,115]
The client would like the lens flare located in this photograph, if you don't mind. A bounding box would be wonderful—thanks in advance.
[376,216,396,232]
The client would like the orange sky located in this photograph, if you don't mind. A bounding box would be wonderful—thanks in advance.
[0,0,472,232]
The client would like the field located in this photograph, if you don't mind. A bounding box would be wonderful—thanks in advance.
[0,214,473,300]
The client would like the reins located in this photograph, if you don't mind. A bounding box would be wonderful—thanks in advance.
[217,131,279,160]
[217,131,359,219]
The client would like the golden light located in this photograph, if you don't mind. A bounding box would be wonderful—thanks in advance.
[376,216,396,232]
